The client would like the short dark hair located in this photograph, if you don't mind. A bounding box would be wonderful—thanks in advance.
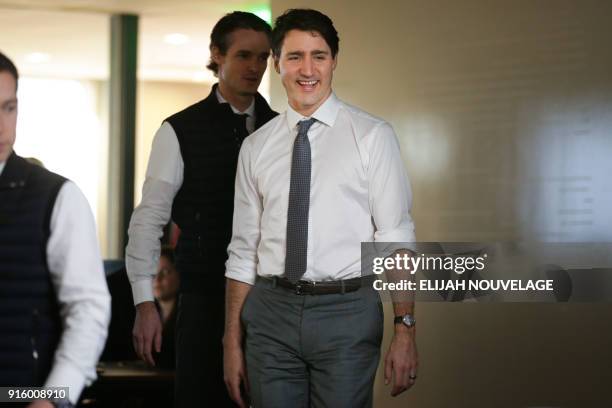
[207,11,272,75]
[271,9,339,58]
[0,51,19,90]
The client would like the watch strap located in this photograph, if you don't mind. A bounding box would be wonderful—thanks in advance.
[394,314,416,327]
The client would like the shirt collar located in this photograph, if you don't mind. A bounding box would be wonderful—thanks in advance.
[216,87,255,117]
[285,91,341,131]
[0,161,5,176]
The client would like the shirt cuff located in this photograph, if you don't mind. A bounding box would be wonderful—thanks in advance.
[374,227,417,254]
[374,227,416,243]
[131,279,155,305]
[44,361,88,404]
[225,269,257,285]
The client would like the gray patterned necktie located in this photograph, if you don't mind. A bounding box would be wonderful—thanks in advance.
[285,118,317,283]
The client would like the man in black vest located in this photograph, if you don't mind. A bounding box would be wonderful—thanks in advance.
[126,11,277,407]
[0,52,111,408]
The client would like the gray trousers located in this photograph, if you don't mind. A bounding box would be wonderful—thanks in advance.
[241,278,384,408]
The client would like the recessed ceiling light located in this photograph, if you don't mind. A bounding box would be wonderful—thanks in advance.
[164,33,190,46]
[26,52,50,63]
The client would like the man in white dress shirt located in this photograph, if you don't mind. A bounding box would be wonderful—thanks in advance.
[0,51,110,408]
[125,11,277,408]
[223,9,418,408]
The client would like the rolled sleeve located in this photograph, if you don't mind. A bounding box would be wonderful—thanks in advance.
[225,139,261,285]
[368,122,416,244]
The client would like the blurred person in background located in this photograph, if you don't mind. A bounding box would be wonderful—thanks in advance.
[153,246,180,369]
[0,51,111,408]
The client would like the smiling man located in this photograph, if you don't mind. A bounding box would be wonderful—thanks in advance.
[125,11,277,408]
[223,9,418,408]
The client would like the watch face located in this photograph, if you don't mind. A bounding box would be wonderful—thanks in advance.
[403,315,415,327]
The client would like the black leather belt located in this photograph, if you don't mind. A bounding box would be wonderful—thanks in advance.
[260,276,371,295]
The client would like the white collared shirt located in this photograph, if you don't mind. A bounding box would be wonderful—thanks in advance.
[126,88,256,305]
[216,88,256,133]
[0,161,111,404]
[225,93,415,284]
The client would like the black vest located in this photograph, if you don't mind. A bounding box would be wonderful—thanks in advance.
[165,84,277,293]
[0,152,66,387]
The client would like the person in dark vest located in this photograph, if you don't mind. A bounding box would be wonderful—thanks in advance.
[125,11,277,407]
[0,51,111,408]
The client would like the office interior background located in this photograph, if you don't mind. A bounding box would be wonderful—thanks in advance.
[1,0,611,406]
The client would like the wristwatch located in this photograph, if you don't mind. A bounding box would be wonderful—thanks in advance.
[394,314,416,328]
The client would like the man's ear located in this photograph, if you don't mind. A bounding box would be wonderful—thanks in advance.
[274,56,280,74]
[332,54,338,71]
[211,46,222,64]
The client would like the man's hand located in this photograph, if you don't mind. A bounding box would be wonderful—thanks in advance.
[384,327,418,397]
[132,301,162,366]
[223,279,253,408]
[223,339,249,408]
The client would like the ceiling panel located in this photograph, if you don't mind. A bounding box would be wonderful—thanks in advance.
[0,0,269,81]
